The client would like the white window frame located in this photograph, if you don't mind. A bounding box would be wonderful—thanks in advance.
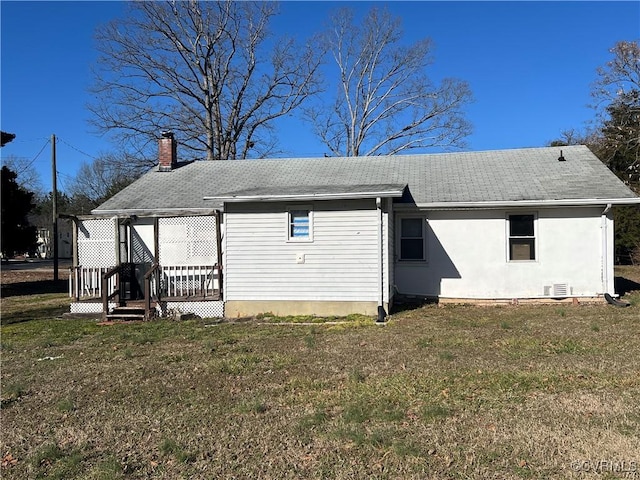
[506,212,537,262]
[397,216,427,262]
[286,206,313,242]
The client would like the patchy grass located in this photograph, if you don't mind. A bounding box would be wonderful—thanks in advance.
[1,268,640,479]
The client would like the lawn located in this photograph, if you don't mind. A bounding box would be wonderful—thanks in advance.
[1,270,639,479]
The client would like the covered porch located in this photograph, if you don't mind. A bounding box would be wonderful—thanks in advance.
[67,213,224,320]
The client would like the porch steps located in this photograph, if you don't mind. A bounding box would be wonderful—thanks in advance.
[106,306,148,322]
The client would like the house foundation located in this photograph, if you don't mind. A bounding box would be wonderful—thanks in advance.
[224,300,387,318]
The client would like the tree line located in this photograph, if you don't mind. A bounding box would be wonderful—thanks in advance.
[549,41,640,264]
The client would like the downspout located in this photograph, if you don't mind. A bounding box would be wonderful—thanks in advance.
[601,203,612,295]
[376,197,386,323]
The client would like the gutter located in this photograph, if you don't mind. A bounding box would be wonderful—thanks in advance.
[601,203,612,295]
[376,197,386,323]
[90,208,219,218]
[396,198,640,210]
[203,190,405,203]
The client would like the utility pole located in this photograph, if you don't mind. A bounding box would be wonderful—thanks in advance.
[51,134,58,281]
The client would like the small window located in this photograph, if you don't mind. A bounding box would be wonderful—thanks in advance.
[399,217,425,261]
[508,214,535,261]
[288,208,312,241]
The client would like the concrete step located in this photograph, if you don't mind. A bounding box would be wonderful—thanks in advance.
[105,313,145,321]
[111,307,145,314]
[106,305,154,321]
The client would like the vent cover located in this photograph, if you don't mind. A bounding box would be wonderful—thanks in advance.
[552,283,569,297]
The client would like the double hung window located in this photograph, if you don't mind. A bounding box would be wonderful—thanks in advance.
[399,217,426,261]
[508,214,536,261]
[288,208,312,241]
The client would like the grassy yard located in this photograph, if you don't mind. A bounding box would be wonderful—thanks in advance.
[1,272,639,479]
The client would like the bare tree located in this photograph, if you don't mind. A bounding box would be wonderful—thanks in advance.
[590,41,640,189]
[90,1,323,162]
[305,7,472,157]
[0,154,44,196]
[591,41,640,109]
[68,154,139,208]
[548,128,600,148]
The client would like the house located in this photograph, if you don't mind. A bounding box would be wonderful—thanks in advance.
[35,219,73,259]
[67,133,640,321]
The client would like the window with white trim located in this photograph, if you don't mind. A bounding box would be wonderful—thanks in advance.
[508,214,536,261]
[287,208,312,241]
[399,217,426,261]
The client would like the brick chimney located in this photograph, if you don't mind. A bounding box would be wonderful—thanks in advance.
[158,131,177,172]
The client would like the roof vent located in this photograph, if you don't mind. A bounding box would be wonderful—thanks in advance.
[558,150,566,162]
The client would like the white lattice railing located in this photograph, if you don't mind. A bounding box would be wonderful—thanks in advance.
[69,264,221,300]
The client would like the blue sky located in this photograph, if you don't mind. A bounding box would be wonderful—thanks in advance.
[1,1,639,194]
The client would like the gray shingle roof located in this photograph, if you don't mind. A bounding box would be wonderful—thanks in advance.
[93,145,640,215]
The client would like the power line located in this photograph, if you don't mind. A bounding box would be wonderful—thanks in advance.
[55,169,80,195]
[57,137,98,160]
[22,138,51,171]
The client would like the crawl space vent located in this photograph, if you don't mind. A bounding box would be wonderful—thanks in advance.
[552,283,569,298]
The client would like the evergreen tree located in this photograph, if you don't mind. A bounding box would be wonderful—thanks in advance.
[1,166,38,258]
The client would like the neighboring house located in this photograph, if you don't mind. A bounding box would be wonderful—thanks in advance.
[68,134,640,320]
[35,218,73,259]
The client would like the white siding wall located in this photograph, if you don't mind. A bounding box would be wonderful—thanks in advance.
[224,200,384,302]
[394,207,609,299]
[130,219,155,263]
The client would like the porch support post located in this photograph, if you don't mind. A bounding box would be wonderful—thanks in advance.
[114,217,121,266]
[59,214,80,301]
[215,210,223,298]
[72,218,79,300]
[154,217,160,262]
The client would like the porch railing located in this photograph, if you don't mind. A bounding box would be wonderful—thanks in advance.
[144,263,160,321]
[69,264,222,302]
[102,265,122,319]
[69,266,117,301]
[160,265,221,299]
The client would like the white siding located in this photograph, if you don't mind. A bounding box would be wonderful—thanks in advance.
[225,200,383,302]
[394,207,609,299]
[131,219,155,263]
